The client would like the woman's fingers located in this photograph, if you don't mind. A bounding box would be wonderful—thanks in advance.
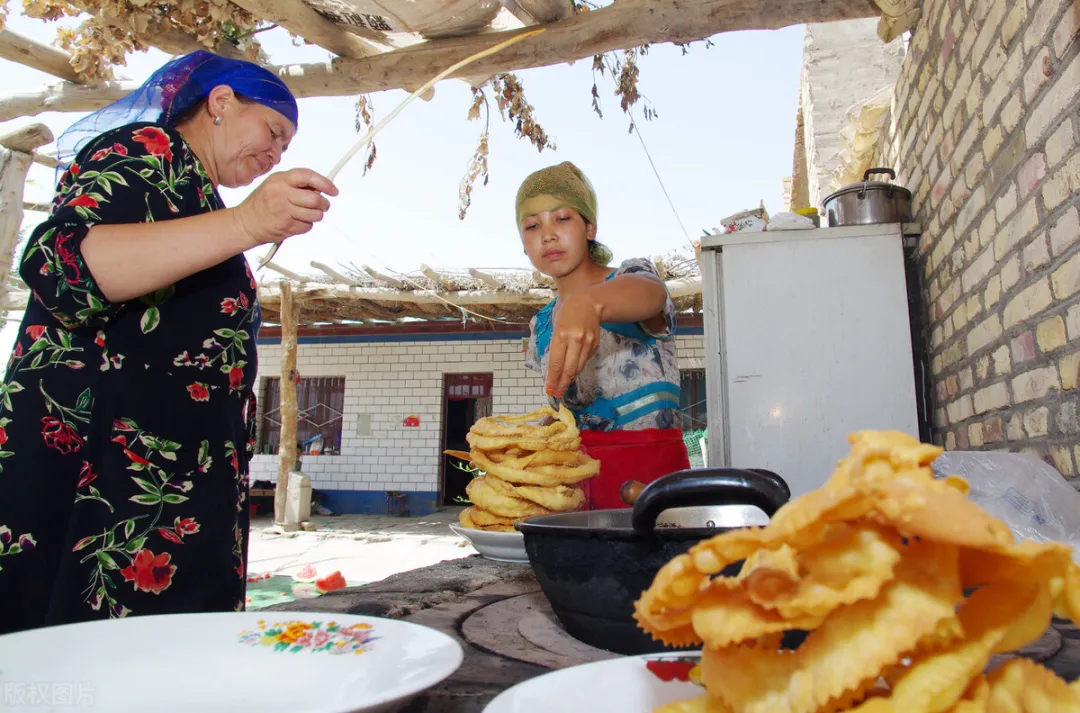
[544,336,567,396]
[287,219,315,235]
[287,189,331,211]
[575,337,595,377]
[283,168,339,197]
[288,207,326,225]
[553,338,583,398]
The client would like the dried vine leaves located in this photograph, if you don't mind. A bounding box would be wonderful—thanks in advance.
[457,72,556,219]
[353,95,377,176]
[21,0,262,80]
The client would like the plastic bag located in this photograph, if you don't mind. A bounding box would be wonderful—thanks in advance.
[932,451,1080,563]
[765,212,816,231]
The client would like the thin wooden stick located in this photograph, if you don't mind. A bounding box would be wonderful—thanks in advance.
[257,27,546,270]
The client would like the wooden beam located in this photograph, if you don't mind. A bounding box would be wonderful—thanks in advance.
[0,147,33,316]
[1,275,702,314]
[874,0,920,42]
[1,0,881,118]
[421,263,456,291]
[361,264,406,289]
[274,280,299,528]
[226,0,384,57]
[0,80,138,123]
[499,0,575,25]
[0,30,82,83]
[271,0,881,97]
[0,123,54,153]
[256,276,702,306]
[263,261,308,282]
[310,260,360,286]
[469,268,504,290]
[33,153,61,169]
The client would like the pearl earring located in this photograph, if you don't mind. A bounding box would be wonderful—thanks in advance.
[213,115,222,126]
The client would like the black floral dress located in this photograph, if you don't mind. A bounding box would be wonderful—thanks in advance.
[0,122,260,635]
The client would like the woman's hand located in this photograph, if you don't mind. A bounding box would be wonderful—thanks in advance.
[546,293,603,398]
[234,169,339,247]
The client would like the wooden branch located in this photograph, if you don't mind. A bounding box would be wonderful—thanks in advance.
[227,0,383,57]
[421,263,457,291]
[2,277,701,315]
[361,264,406,289]
[0,30,82,83]
[874,0,920,42]
[272,0,881,97]
[499,0,575,25]
[257,276,702,306]
[275,280,299,528]
[268,284,555,307]
[0,148,33,316]
[0,80,139,123]
[0,123,54,153]
[23,200,50,213]
[2,0,881,117]
[33,153,61,169]
[310,260,359,286]
[468,268,504,290]
[263,261,308,282]
[652,255,668,280]
[151,29,247,61]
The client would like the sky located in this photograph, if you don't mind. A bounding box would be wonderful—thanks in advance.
[1,7,807,357]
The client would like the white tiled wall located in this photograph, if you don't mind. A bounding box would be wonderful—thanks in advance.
[249,334,705,493]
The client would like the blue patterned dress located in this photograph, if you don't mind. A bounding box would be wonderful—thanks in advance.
[525,258,682,431]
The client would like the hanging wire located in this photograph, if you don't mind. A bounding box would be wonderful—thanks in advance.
[598,53,697,255]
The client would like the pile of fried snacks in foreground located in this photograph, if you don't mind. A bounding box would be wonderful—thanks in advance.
[635,430,1080,713]
[450,404,599,532]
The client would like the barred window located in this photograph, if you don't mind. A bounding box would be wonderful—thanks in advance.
[258,376,345,455]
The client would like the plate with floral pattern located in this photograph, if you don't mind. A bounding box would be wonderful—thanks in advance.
[483,652,704,712]
[0,611,463,712]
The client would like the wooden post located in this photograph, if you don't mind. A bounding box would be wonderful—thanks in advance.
[274,280,300,527]
[0,123,54,319]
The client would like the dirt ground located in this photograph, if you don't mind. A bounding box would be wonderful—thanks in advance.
[243,507,475,608]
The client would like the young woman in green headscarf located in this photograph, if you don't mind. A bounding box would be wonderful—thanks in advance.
[518,161,690,510]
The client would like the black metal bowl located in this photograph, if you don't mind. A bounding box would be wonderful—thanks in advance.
[515,467,792,656]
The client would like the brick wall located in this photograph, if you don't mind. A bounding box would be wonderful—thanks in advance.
[881,0,1080,474]
[800,19,906,207]
[248,333,705,513]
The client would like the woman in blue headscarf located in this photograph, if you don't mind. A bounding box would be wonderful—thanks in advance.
[0,50,337,634]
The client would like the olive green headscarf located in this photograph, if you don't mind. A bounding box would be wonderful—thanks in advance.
[515,161,613,267]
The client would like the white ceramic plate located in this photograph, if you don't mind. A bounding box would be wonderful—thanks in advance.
[449,523,528,563]
[484,652,704,712]
[0,611,463,713]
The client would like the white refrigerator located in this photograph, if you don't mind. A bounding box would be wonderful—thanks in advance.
[698,222,923,498]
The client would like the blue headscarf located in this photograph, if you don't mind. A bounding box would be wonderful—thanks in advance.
[56,50,299,167]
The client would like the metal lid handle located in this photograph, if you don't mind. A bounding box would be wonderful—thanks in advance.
[863,167,896,182]
[631,468,791,534]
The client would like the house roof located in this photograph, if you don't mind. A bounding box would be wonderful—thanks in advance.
[253,249,702,325]
[1,250,702,326]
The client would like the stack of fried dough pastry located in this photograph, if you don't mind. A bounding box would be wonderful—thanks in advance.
[450,404,600,532]
[635,430,1080,713]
